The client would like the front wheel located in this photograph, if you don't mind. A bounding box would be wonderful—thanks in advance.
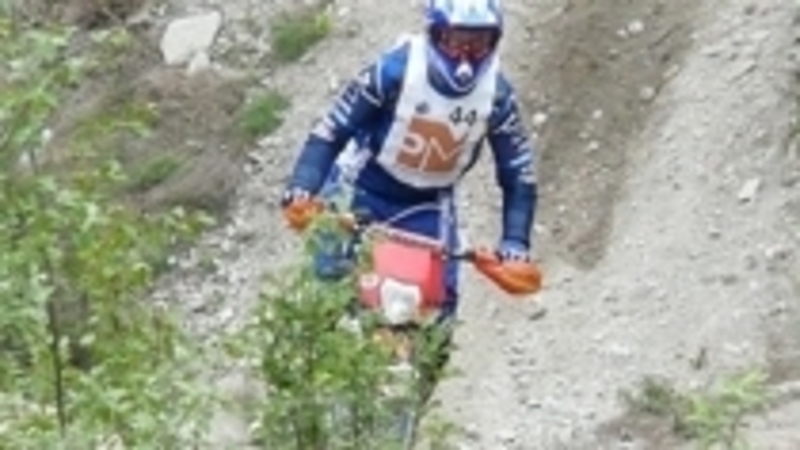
[381,321,455,448]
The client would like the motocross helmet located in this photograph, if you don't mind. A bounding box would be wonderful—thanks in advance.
[424,0,503,96]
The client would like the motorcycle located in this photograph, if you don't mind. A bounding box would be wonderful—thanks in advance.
[283,196,542,448]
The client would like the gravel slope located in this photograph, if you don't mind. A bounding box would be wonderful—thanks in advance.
[149,0,800,448]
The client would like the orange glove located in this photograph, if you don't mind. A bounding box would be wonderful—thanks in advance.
[472,248,543,296]
[281,189,322,232]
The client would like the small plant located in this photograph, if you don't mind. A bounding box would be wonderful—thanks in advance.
[86,26,136,73]
[270,7,332,63]
[128,154,182,191]
[239,90,291,138]
[622,369,769,450]
[418,411,466,450]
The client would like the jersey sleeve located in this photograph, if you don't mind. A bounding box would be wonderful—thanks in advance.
[286,41,409,194]
[486,74,539,248]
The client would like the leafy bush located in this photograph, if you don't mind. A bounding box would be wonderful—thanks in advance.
[1,11,458,450]
[0,14,217,448]
[223,213,453,449]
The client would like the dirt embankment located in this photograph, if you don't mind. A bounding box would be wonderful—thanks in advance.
[529,0,699,270]
[432,0,800,448]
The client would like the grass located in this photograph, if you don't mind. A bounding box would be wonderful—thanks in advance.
[239,90,291,138]
[621,369,769,449]
[270,7,332,63]
[128,154,182,191]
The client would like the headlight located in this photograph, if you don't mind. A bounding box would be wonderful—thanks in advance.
[379,278,422,325]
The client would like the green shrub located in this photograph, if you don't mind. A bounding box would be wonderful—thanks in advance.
[271,8,332,63]
[239,90,291,138]
[128,154,182,191]
[0,14,217,448]
[622,370,769,449]
[223,212,451,449]
[0,10,457,450]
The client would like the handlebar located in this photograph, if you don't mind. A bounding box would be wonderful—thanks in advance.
[283,197,543,297]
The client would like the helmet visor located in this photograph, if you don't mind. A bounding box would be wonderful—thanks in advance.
[433,26,498,63]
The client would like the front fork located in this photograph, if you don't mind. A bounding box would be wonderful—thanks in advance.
[372,319,455,403]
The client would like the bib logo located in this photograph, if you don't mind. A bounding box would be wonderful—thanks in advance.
[395,106,482,174]
[397,116,469,173]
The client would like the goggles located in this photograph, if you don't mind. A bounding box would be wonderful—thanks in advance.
[434,27,498,62]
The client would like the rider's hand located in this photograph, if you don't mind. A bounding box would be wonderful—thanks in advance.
[281,187,318,231]
[496,239,531,263]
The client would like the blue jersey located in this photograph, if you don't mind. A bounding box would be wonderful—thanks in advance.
[287,38,538,247]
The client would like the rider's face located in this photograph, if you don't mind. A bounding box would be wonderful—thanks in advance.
[435,27,497,62]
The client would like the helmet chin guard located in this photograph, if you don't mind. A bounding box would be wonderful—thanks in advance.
[454,60,474,83]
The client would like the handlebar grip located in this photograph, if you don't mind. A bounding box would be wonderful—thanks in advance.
[471,249,543,296]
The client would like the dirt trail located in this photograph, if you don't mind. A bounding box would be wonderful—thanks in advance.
[145,0,800,448]
[150,0,430,445]
[432,0,800,448]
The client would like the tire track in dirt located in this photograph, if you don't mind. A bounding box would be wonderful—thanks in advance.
[527,0,699,270]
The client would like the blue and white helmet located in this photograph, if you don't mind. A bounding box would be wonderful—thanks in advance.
[423,0,503,96]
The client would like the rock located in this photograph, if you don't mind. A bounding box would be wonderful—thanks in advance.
[463,422,481,439]
[765,245,793,272]
[744,253,759,270]
[161,11,223,65]
[531,111,548,127]
[187,51,211,75]
[627,20,645,36]
[639,86,657,101]
[497,428,517,444]
[737,177,761,203]
[527,305,548,321]
[601,289,619,303]
[720,273,739,285]
[605,343,633,359]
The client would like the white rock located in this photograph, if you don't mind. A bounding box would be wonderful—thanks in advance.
[639,86,657,101]
[161,11,223,65]
[531,111,548,127]
[737,177,761,203]
[627,20,645,35]
[187,51,211,74]
[497,428,517,443]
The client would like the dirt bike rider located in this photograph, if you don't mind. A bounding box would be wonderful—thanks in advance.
[281,0,538,336]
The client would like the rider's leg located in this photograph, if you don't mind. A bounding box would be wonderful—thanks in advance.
[311,163,357,280]
[426,194,460,389]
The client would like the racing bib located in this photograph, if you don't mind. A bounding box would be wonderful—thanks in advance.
[376,34,498,188]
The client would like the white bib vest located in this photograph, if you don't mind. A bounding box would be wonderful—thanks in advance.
[375,34,498,189]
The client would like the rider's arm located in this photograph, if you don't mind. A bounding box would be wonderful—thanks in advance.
[286,42,408,194]
[486,75,538,249]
